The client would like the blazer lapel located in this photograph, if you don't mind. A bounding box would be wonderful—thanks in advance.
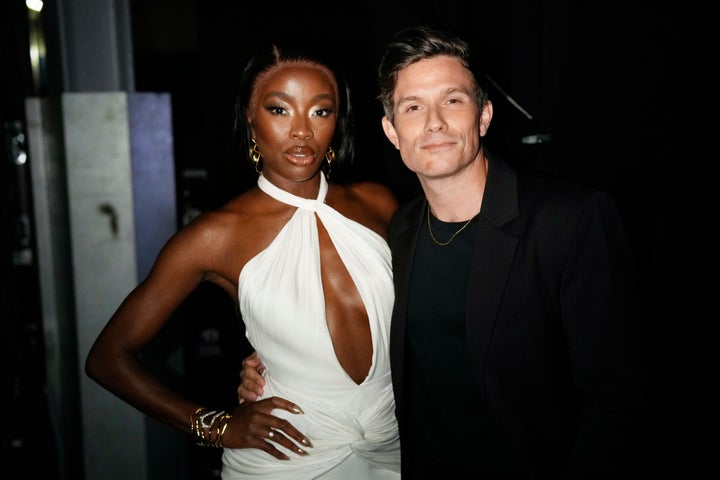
[465,156,520,389]
[389,196,425,409]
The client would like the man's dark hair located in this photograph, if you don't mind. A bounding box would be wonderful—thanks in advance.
[377,25,488,123]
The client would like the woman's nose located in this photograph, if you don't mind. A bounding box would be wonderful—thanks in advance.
[291,117,313,139]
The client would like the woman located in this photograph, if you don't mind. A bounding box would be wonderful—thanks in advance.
[85,42,401,479]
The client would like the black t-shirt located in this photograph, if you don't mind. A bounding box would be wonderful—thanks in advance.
[405,208,523,477]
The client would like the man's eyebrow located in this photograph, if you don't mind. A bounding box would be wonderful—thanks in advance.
[397,87,472,104]
[396,95,422,105]
[444,86,473,95]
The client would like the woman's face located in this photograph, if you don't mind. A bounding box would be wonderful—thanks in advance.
[249,63,338,188]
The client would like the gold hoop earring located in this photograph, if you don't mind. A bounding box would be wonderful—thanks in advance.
[250,138,262,173]
[324,146,335,180]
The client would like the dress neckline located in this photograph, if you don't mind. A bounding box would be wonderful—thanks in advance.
[257,172,328,209]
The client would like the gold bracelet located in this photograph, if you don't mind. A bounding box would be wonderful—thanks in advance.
[213,413,232,448]
[190,407,231,448]
[190,407,206,441]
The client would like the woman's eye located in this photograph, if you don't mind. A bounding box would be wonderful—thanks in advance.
[266,105,287,115]
[313,108,334,118]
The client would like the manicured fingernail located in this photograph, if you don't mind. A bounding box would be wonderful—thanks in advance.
[292,405,304,414]
[302,438,313,447]
[297,448,308,455]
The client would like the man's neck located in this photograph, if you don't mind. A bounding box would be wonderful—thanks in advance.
[420,155,488,222]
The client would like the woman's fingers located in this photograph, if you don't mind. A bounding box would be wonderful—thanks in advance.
[238,353,266,402]
[228,397,313,458]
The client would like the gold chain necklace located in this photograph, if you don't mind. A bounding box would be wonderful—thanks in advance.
[427,207,473,246]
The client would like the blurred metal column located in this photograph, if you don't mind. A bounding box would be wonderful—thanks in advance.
[63,92,144,480]
[28,91,180,480]
[25,96,79,480]
[26,1,184,479]
[55,0,135,93]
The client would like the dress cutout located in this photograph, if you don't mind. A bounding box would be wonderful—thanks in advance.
[223,172,400,479]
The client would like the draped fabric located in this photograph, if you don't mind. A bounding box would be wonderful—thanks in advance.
[224,172,400,479]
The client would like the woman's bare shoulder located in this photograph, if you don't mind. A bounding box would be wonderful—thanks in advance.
[174,188,264,248]
[345,181,399,216]
[327,181,399,237]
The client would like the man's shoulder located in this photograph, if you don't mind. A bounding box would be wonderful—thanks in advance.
[516,166,609,204]
[388,195,425,237]
[391,195,425,221]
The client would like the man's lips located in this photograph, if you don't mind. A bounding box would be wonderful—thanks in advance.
[422,141,456,151]
[420,134,457,151]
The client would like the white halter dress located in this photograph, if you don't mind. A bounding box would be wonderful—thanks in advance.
[222,173,400,479]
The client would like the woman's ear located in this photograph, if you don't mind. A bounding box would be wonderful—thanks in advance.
[247,115,254,138]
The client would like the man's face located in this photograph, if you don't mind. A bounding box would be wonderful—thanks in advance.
[381,55,491,180]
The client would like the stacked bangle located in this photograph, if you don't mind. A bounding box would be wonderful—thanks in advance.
[190,407,232,448]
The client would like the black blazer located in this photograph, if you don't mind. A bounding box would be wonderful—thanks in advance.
[388,155,648,479]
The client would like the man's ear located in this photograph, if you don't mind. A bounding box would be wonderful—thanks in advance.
[479,100,493,137]
[381,116,400,150]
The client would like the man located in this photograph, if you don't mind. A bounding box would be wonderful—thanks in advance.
[240,26,648,479]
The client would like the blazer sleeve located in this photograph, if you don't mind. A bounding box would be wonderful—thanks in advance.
[562,190,649,476]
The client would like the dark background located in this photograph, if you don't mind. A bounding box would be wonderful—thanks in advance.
[2,0,684,478]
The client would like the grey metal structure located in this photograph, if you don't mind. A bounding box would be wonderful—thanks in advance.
[25,1,184,479]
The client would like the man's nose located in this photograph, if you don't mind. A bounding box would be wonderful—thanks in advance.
[425,106,448,132]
